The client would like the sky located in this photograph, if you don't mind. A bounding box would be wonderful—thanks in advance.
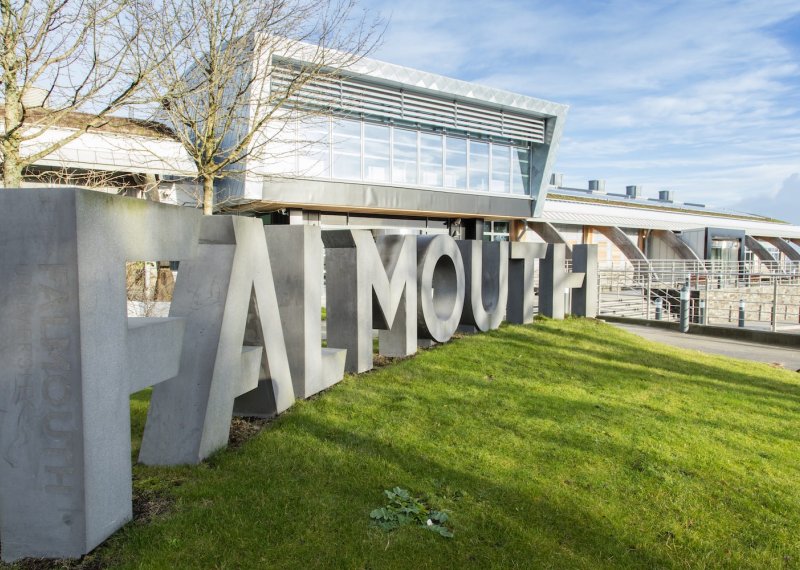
[360,0,800,223]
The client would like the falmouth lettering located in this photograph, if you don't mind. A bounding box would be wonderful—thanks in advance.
[0,189,597,562]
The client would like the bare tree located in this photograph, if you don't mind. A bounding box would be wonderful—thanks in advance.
[146,0,382,215]
[0,0,160,188]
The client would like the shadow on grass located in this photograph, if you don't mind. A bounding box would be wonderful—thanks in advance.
[97,319,800,569]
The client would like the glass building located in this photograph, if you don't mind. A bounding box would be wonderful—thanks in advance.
[217,46,568,240]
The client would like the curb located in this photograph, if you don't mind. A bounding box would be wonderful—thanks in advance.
[598,316,800,348]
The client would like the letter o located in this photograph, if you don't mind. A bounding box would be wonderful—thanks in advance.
[416,235,465,342]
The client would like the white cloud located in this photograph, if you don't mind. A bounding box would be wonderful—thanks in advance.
[361,0,800,211]
[734,173,800,224]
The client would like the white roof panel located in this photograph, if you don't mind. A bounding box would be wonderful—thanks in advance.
[540,198,800,239]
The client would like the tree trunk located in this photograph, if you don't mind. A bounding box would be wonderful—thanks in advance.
[2,148,22,188]
[144,173,161,202]
[202,176,215,215]
[2,79,23,189]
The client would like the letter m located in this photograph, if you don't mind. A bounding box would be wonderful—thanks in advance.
[323,231,417,373]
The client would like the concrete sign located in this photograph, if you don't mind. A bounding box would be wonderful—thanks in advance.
[0,190,199,561]
[0,189,597,562]
[507,242,548,324]
[458,240,509,332]
[264,225,346,399]
[537,243,598,319]
[323,231,417,373]
[139,216,296,467]
[416,235,465,343]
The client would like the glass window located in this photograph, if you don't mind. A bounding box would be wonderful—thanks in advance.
[259,117,298,175]
[392,128,418,185]
[490,144,510,193]
[332,119,361,180]
[445,136,467,189]
[297,117,329,178]
[468,140,489,191]
[419,132,443,187]
[511,146,530,195]
[711,239,740,263]
[484,221,510,242]
[493,221,509,234]
[364,123,390,182]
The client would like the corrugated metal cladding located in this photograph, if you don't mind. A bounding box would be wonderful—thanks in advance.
[270,65,546,144]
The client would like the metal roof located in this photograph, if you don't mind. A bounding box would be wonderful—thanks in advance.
[540,194,800,239]
[273,42,569,122]
[28,126,196,176]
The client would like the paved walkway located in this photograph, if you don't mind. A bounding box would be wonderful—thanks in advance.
[610,322,800,371]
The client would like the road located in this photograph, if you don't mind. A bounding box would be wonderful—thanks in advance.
[610,322,800,371]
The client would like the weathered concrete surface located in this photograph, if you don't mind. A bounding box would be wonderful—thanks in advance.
[416,235,465,342]
[610,322,800,370]
[265,225,345,398]
[0,189,199,562]
[507,242,547,324]
[323,230,417,373]
[127,317,186,393]
[140,216,294,466]
[458,241,508,331]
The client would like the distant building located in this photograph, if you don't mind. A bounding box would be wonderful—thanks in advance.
[0,107,196,202]
[540,179,800,266]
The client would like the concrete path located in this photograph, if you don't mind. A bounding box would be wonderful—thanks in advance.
[610,322,800,371]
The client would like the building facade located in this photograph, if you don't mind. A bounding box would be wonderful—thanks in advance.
[217,45,567,240]
[213,45,800,267]
[6,47,800,268]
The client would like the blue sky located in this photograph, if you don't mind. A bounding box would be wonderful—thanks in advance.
[361,0,800,223]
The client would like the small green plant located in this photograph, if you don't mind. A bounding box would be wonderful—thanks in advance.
[370,487,453,538]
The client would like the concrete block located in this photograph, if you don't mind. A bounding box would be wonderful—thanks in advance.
[321,348,347,389]
[507,242,547,324]
[0,189,199,562]
[539,243,586,319]
[416,235,465,342]
[264,225,345,398]
[323,230,417,373]
[140,216,294,466]
[127,318,186,393]
[571,245,599,317]
[458,240,508,331]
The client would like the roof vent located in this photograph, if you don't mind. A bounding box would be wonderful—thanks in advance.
[658,190,674,202]
[588,179,606,194]
[550,173,563,187]
[626,185,642,199]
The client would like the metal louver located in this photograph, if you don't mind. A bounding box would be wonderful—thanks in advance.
[270,65,546,144]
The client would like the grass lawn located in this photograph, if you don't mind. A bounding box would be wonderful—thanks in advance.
[25,319,800,568]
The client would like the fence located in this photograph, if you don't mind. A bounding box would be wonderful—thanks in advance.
[598,259,800,333]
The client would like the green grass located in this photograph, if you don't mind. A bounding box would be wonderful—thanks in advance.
[54,320,800,567]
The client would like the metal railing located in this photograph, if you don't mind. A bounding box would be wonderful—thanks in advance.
[598,259,800,333]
